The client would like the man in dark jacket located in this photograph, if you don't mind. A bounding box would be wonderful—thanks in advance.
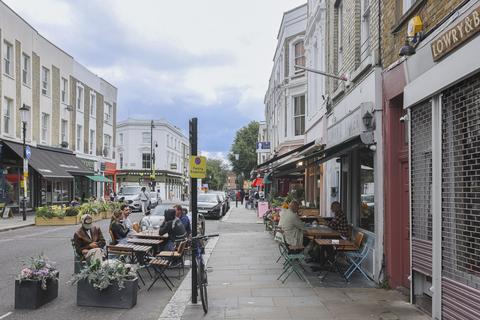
[73,214,106,263]
[174,204,191,236]
[159,209,187,251]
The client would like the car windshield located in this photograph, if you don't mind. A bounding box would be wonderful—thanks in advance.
[153,204,174,216]
[120,186,143,195]
[198,194,218,203]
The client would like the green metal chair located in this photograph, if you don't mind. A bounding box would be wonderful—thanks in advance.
[275,230,306,283]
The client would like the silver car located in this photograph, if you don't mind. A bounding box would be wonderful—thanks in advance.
[118,186,150,212]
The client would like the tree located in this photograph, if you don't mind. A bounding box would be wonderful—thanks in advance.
[203,158,229,190]
[228,121,259,180]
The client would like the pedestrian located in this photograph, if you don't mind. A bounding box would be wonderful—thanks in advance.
[139,187,150,214]
[240,189,245,205]
[174,204,191,236]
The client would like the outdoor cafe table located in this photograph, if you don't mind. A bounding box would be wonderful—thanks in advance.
[112,243,153,265]
[127,237,163,253]
[133,230,168,240]
[314,238,357,281]
[304,225,341,239]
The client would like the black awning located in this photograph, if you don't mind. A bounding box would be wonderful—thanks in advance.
[2,141,93,179]
[257,141,315,169]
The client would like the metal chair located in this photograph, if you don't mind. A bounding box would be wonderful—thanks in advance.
[342,236,373,281]
[70,238,84,274]
[275,230,306,283]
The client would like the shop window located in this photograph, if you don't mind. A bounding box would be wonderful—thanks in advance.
[359,149,375,232]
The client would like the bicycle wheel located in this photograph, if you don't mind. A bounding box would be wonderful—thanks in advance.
[197,259,208,313]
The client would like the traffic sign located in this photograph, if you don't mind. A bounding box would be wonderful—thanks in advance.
[25,146,31,160]
[189,156,206,178]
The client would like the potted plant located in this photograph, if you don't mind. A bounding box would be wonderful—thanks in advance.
[15,255,59,309]
[35,205,81,225]
[70,259,138,309]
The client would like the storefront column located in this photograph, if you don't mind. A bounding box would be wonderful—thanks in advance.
[431,94,443,319]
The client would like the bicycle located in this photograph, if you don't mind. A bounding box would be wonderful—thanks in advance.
[189,233,219,313]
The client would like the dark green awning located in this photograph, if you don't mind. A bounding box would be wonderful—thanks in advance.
[86,175,112,183]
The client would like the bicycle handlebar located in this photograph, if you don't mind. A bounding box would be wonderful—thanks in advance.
[191,234,219,241]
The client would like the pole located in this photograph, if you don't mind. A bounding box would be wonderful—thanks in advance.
[189,118,198,304]
[22,122,27,221]
[150,120,155,191]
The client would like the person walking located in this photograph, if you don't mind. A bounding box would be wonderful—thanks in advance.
[139,187,150,214]
[240,189,245,205]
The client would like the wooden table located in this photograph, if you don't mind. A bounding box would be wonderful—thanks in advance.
[128,237,163,254]
[111,243,153,265]
[304,226,341,239]
[314,238,356,282]
[133,230,168,240]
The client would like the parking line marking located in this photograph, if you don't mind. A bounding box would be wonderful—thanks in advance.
[0,311,12,319]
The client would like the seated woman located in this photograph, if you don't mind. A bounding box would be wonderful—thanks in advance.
[110,210,130,245]
[159,209,187,251]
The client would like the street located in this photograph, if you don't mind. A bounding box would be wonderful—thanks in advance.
[0,212,224,320]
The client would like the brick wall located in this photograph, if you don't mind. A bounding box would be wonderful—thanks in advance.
[51,66,60,145]
[381,0,466,68]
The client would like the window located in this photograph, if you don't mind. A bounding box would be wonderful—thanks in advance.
[293,95,305,136]
[294,41,305,70]
[41,67,50,96]
[360,0,371,63]
[402,0,413,14]
[142,153,151,169]
[89,129,95,154]
[119,133,124,145]
[61,78,68,104]
[41,113,50,143]
[359,149,375,232]
[76,125,82,151]
[103,134,111,157]
[3,41,13,76]
[3,97,13,135]
[61,119,68,143]
[76,85,84,111]
[119,153,124,169]
[90,92,96,116]
[104,102,112,123]
[336,1,344,70]
[142,132,151,144]
[22,53,30,85]
[284,105,288,137]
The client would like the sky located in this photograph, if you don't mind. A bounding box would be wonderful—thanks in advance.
[4,0,305,163]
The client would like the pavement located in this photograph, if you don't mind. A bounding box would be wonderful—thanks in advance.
[165,205,429,320]
[0,214,35,232]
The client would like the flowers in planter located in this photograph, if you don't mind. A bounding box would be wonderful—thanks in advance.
[35,205,67,218]
[69,259,137,291]
[18,255,59,290]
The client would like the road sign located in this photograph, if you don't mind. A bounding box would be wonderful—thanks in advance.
[25,146,31,160]
[189,156,206,178]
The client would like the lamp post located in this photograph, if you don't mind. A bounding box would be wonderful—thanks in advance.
[19,104,30,221]
[150,120,155,191]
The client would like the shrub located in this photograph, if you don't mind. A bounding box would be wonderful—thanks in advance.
[65,207,80,217]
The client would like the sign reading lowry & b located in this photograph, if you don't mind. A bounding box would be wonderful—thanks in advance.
[189,156,206,178]
[431,4,480,62]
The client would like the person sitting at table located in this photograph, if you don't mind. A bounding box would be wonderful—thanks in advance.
[73,214,106,263]
[159,209,187,251]
[110,210,130,244]
[326,201,349,238]
[174,204,191,236]
[278,200,306,248]
[121,204,135,233]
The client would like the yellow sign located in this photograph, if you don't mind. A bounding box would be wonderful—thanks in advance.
[407,15,423,37]
[189,156,207,178]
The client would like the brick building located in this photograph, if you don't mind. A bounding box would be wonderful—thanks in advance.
[382,0,480,318]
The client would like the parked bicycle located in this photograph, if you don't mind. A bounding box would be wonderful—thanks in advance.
[189,233,219,313]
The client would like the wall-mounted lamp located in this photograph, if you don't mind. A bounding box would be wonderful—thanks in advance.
[362,111,374,130]
[399,16,423,57]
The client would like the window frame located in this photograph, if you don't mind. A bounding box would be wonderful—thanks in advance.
[61,77,68,104]
[90,92,96,117]
[293,95,306,136]
[3,41,13,77]
[76,124,82,151]
[61,119,68,143]
[119,153,124,169]
[3,97,13,135]
[142,153,152,169]
[41,112,50,143]
[119,133,124,145]
[89,129,95,154]
[22,53,31,86]
[142,132,151,144]
[103,134,111,157]
[104,102,112,124]
[76,85,84,111]
[41,66,50,96]
[294,41,306,71]
[336,1,344,70]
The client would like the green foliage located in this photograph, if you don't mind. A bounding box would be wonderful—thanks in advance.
[69,259,137,291]
[18,254,58,290]
[228,121,260,179]
[35,205,65,218]
[204,158,229,190]
[97,201,111,213]
[65,207,80,217]
[79,202,99,216]
[109,201,122,212]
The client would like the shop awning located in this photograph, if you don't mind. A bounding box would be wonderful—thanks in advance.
[2,141,93,179]
[251,178,264,187]
[256,141,315,169]
[86,175,112,183]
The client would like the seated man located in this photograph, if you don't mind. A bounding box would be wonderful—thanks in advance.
[278,200,306,248]
[73,214,106,263]
[159,209,187,251]
[174,204,191,236]
[326,201,349,238]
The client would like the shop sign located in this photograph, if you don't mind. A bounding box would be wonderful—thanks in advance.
[82,159,96,171]
[327,107,363,147]
[256,142,271,153]
[431,5,480,61]
[189,156,206,178]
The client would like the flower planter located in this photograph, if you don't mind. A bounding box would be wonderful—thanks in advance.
[15,278,58,309]
[76,278,138,309]
[35,215,80,226]
[101,211,113,220]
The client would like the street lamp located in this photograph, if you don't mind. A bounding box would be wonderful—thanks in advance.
[19,104,30,221]
[150,120,156,191]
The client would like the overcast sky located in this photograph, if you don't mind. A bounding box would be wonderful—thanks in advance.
[5,0,305,162]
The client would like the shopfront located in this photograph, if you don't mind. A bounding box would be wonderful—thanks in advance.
[103,162,117,197]
[403,2,480,317]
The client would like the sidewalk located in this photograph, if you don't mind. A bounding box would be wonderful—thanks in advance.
[162,206,428,320]
[0,214,35,232]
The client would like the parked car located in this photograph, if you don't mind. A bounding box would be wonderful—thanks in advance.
[149,191,162,208]
[118,186,151,212]
[209,191,229,215]
[139,202,205,235]
[197,193,223,219]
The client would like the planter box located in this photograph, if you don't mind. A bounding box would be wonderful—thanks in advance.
[15,278,58,309]
[101,211,113,220]
[76,278,138,309]
[35,215,80,226]
[92,214,103,222]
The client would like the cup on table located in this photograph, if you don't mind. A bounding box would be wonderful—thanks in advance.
[332,239,340,244]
